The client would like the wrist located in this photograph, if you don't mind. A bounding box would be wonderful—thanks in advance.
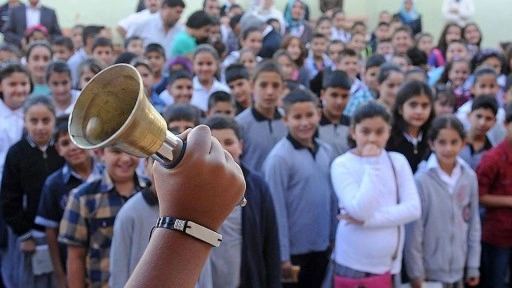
[150,216,222,247]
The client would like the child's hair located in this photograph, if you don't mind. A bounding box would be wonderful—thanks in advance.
[312,33,328,42]
[241,26,260,41]
[225,63,250,83]
[82,25,105,47]
[365,54,386,70]
[204,115,243,140]
[392,26,412,39]
[377,63,402,84]
[351,21,366,32]
[211,39,226,60]
[208,91,235,110]
[114,52,138,64]
[26,40,53,59]
[348,101,393,148]
[186,10,214,29]
[124,36,142,49]
[471,95,499,115]
[23,94,56,115]
[53,114,70,140]
[323,70,351,90]
[437,58,470,84]
[0,60,33,99]
[471,49,505,73]
[282,88,318,113]
[144,43,166,58]
[280,35,307,67]
[0,43,21,59]
[52,36,74,52]
[238,48,257,62]
[427,115,466,142]
[437,23,462,57]
[338,48,358,62]
[392,80,435,136]
[77,57,104,79]
[163,103,200,125]
[193,44,219,60]
[473,66,498,83]
[45,61,72,83]
[273,49,295,66]
[414,32,433,44]
[405,67,426,80]
[316,16,331,27]
[229,14,243,30]
[406,47,428,67]
[251,59,284,82]
[92,37,113,52]
[433,84,457,109]
[167,69,193,86]
[130,57,153,73]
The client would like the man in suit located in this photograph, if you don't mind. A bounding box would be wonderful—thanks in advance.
[2,0,61,48]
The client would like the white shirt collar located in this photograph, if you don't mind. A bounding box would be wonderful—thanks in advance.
[27,2,42,9]
[426,153,464,194]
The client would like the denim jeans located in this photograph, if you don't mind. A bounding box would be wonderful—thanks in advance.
[481,242,512,288]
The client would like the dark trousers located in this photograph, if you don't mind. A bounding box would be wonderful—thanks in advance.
[284,250,330,288]
[480,242,512,288]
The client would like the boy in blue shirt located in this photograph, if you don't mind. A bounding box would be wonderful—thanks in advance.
[318,70,352,156]
[35,116,102,288]
[263,89,337,287]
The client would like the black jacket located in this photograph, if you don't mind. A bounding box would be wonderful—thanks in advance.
[1,138,64,237]
[241,165,281,288]
[259,28,282,59]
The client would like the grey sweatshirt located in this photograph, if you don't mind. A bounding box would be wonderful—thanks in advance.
[404,157,481,283]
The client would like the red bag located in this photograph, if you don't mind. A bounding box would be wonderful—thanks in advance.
[334,273,392,288]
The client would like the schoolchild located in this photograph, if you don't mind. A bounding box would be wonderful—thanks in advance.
[1,95,65,287]
[318,70,352,156]
[386,80,435,173]
[45,61,80,116]
[26,41,53,97]
[263,89,337,287]
[330,101,420,284]
[235,60,288,172]
[225,63,253,115]
[405,115,480,287]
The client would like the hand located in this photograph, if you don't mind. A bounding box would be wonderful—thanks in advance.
[20,238,36,254]
[337,211,364,226]
[281,261,293,280]
[410,279,423,288]
[361,144,381,157]
[152,125,246,232]
[466,277,479,286]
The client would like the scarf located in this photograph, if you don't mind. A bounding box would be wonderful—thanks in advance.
[284,0,305,30]
[399,0,419,23]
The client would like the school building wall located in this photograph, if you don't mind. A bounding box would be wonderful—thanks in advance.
[43,0,509,49]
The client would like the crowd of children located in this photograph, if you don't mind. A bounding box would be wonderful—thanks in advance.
[1,0,512,287]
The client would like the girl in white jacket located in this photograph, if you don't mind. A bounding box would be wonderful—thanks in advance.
[330,101,421,284]
[442,0,475,27]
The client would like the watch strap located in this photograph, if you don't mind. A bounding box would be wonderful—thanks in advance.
[151,216,223,247]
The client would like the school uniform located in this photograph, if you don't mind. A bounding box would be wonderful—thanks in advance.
[405,154,481,284]
[1,136,65,288]
[343,79,373,117]
[263,135,338,287]
[317,112,350,156]
[58,172,147,288]
[386,132,431,173]
[34,161,103,271]
[0,99,24,185]
[458,136,493,170]
[191,76,230,112]
[210,164,281,288]
[330,27,351,43]
[235,107,287,172]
